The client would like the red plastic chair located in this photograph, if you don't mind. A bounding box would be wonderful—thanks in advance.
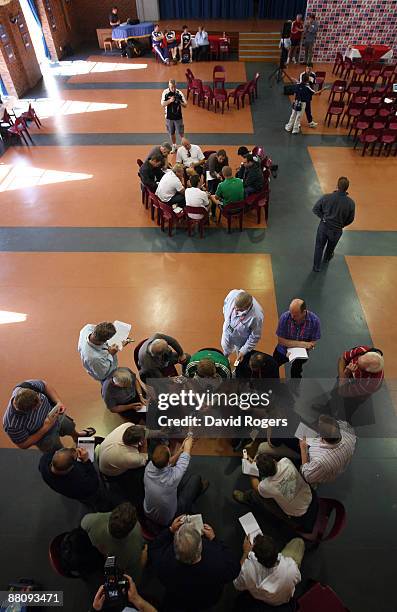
[0,109,14,128]
[345,80,362,102]
[315,71,326,91]
[362,103,379,118]
[209,39,219,60]
[332,52,344,75]
[158,198,185,236]
[360,81,375,95]
[147,191,162,224]
[7,117,32,145]
[21,103,42,128]
[324,101,345,127]
[378,102,393,118]
[228,83,249,110]
[218,199,247,233]
[341,101,364,128]
[246,189,269,223]
[49,533,80,578]
[185,205,210,238]
[372,115,387,130]
[297,582,351,612]
[340,57,352,80]
[380,63,396,86]
[328,80,347,102]
[295,497,346,543]
[185,70,202,101]
[367,92,383,105]
[348,114,372,139]
[387,115,397,130]
[365,62,382,83]
[351,61,366,81]
[377,129,397,156]
[213,65,226,90]
[350,91,368,105]
[354,128,380,156]
[213,88,229,114]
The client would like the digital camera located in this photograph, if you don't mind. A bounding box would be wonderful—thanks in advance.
[103,556,128,607]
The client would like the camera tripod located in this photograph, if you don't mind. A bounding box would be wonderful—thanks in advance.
[268,43,295,87]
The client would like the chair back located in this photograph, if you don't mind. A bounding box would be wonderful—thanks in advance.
[380,128,397,143]
[332,79,346,91]
[49,533,80,578]
[297,582,351,612]
[296,497,346,543]
[186,68,195,80]
[203,149,216,160]
[222,199,246,214]
[185,205,209,220]
[372,115,387,129]
[213,65,226,77]
[1,109,12,124]
[252,145,265,159]
[137,158,143,168]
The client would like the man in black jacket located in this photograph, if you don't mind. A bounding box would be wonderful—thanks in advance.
[139,155,164,193]
[148,515,240,611]
[312,176,355,272]
[39,446,103,505]
[241,154,264,197]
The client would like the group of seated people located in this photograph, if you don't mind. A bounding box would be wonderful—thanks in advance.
[3,296,384,609]
[139,141,267,218]
[152,24,213,65]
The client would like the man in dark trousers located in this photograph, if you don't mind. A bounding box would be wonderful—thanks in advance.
[312,176,355,272]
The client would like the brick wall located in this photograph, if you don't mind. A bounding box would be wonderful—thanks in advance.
[73,0,138,41]
[306,0,397,62]
[36,0,80,60]
[0,0,41,97]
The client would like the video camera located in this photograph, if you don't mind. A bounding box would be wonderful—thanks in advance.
[103,556,128,608]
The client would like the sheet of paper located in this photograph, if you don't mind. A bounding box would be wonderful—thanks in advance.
[206,170,216,183]
[78,436,95,462]
[136,405,147,413]
[286,347,308,363]
[111,320,131,350]
[295,422,318,440]
[239,512,263,543]
[242,458,259,477]
[184,514,204,533]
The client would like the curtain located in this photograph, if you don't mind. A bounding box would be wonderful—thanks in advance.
[258,0,307,20]
[160,0,254,20]
[27,0,51,59]
[0,77,8,97]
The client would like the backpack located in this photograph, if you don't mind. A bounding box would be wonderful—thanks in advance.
[59,528,104,576]
[181,49,190,63]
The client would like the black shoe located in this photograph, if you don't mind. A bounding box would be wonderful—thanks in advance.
[312,267,321,272]
[324,252,334,262]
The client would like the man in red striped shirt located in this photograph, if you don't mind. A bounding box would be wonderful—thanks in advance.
[338,345,384,397]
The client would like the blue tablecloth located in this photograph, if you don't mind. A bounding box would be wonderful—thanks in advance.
[112,22,154,40]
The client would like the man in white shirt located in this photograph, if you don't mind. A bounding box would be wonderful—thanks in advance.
[98,423,148,478]
[234,533,303,606]
[155,163,185,208]
[185,174,210,220]
[176,138,205,176]
[221,289,264,366]
[195,25,209,61]
[234,453,317,531]
[299,415,356,484]
[78,321,132,382]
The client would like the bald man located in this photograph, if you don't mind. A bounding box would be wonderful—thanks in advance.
[39,446,100,503]
[338,345,384,397]
[221,289,264,365]
[176,138,205,176]
[138,333,190,382]
[273,299,321,378]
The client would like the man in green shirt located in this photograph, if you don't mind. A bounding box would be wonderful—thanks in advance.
[81,502,145,581]
[210,166,244,217]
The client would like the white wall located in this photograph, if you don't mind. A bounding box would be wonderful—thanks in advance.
[136,0,159,22]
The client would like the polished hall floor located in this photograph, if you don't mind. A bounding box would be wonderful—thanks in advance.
[0,51,396,611]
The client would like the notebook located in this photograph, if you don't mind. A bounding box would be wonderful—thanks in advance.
[77,436,95,462]
[242,458,259,477]
[183,514,204,533]
[286,347,308,363]
[239,512,263,543]
[295,422,318,440]
[111,320,132,350]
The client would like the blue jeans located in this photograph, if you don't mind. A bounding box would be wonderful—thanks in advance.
[313,221,342,270]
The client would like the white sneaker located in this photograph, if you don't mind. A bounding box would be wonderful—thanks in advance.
[171,144,177,153]
[309,121,318,128]
[292,58,297,64]
[285,125,292,132]
[292,129,300,134]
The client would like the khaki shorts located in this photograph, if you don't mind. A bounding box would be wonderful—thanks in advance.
[166,118,184,137]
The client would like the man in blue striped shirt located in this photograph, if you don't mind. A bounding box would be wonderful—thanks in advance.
[273,299,321,378]
[3,379,94,452]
